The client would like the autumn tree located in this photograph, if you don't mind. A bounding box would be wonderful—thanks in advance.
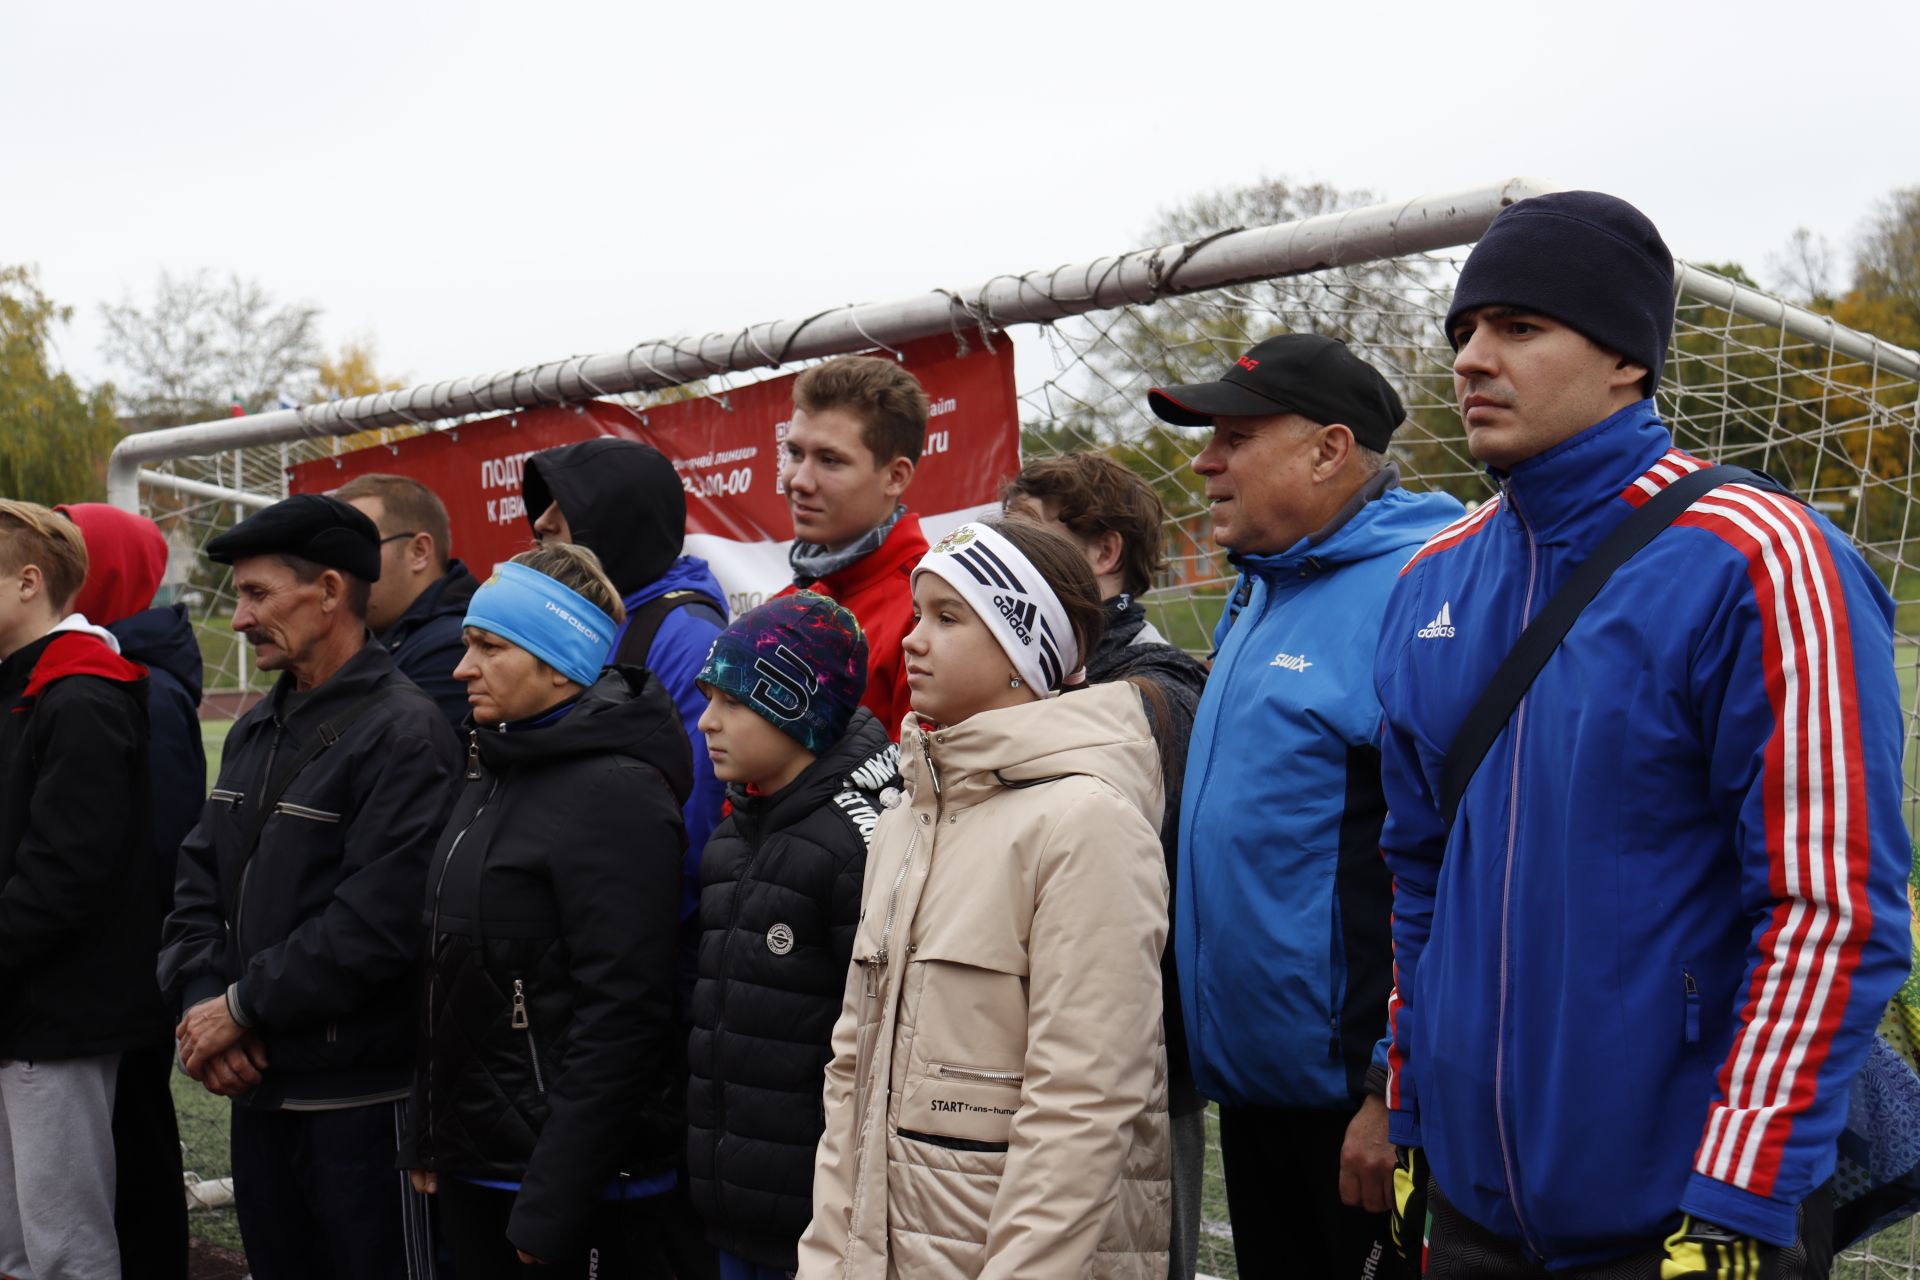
[0,265,120,503]
[100,270,322,427]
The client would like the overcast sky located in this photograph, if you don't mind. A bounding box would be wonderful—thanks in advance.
[6,0,1915,402]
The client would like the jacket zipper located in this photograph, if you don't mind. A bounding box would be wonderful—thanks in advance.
[231,724,284,951]
[512,979,546,1094]
[424,750,501,1155]
[1493,484,1543,1259]
[935,1063,1021,1086]
[709,821,769,1238]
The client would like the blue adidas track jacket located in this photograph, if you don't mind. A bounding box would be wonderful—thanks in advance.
[1375,400,1910,1264]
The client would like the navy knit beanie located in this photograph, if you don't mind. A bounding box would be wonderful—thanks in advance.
[697,592,868,754]
[1446,191,1676,389]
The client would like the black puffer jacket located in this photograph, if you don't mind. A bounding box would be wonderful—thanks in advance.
[686,709,898,1270]
[403,665,692,1264]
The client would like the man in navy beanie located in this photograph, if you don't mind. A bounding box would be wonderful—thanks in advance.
[1372,191,1909,1274]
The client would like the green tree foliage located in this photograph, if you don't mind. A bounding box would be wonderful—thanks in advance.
[0,265,120,503]
[100,270,322,427]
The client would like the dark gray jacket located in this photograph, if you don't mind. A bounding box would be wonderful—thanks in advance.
[158,640,460,1109]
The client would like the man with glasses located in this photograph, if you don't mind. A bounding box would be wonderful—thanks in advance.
[336,474,477,728]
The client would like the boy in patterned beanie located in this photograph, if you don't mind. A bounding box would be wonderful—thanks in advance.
[687,591,899,1278]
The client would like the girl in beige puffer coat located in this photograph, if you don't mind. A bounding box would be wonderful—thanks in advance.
[796,519,1171,1280]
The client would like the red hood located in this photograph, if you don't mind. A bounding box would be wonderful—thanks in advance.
[19,632,147,706]
[56,503,169,626]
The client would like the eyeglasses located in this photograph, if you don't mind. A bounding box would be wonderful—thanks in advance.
[378,532,419,546]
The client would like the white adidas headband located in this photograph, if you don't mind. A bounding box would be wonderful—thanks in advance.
[913,522,1082,692]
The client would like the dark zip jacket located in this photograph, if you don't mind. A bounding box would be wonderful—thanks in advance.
[111,603,207,922]
[0,629,169,1059]
[686,709,898,1269]
[402,665,693,1264]
[380,559,478,730]
[158,640,461,1109]
[1086,595,1209,1117]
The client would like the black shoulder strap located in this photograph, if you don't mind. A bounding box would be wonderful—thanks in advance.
[239,687,392,856]
[614,589,726,668]
[1438,464,1787,826]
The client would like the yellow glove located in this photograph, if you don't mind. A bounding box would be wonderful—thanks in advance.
[1660,1215,1771,1279]
[1389,1145,1424,1263]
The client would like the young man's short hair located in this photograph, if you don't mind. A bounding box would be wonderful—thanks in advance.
[0,500,90,611]
[1002,452,1168,597]
[793,356,929,466]
[332,473,453,572]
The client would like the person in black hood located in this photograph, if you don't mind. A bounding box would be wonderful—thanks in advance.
[521,436,729,954]
[401,542,713,1278]
[686,593,897,1279]
[59,503,203,1280]
[1002,454,1211,1280]
[336,473,478,729]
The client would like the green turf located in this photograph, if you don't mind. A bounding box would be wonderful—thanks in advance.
[171,1071,242,1251]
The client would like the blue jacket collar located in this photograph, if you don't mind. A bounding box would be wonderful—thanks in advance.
[1227,471,1453,581]
[1497,399,1675,546]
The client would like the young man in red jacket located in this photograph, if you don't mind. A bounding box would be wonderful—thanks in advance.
[778,356,929,738]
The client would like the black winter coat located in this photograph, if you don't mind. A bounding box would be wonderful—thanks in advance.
[686,708,899,1269]
[0,631,169,1059]
[380,560,477,730]
[403,666,693,1265]
[158,641,461,1108]
[110,604,207,925]
[1087,594,1209,1117]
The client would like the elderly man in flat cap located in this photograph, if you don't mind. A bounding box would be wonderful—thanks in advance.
[159,494,460,1280]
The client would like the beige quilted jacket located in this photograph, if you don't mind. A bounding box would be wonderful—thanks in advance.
[795,682,1171,1280]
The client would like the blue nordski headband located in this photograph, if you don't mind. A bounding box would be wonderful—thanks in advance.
[464,562,615,689]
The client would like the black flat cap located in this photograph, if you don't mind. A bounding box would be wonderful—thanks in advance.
[1148,333,1405,451]
[206,494,382,582]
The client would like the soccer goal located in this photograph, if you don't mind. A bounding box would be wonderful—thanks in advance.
[115,178,1920,1276]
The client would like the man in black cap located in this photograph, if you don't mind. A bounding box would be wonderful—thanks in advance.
[1152,335,1462,1278]
[158,493,460,1280]
[1373,192,1906,1273]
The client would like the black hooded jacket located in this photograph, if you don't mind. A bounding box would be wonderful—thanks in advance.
[110,603,207,919]
[379,559,478,729]
[1087,594,1210,1117]
[521,439,686,599]
[686,708,899,1269]
[403,665,693,1264]
[0,631,170,1059]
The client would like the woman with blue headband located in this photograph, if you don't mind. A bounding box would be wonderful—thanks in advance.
[398,543,711,1278]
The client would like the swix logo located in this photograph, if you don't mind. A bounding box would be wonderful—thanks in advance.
[1417,601,1457,639]
[994,594,1037,645]
[1269,651,1313,672]
[1236,355,1261,371]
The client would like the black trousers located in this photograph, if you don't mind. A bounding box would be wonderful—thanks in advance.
[114,1042,188,1280]
[1220,1103,1406,1280]
[437,1177,717,1280]
[229,1100,424,1280]
[1423,1176,1834,1279]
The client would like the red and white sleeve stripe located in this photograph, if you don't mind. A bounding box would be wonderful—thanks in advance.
[1630,459,1875,1197]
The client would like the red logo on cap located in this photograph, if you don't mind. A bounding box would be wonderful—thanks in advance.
[1236,356,1261,371]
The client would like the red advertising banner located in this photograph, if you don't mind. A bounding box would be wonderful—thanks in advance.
[289,335,1021,614]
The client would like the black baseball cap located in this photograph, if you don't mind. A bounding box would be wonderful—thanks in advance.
[1148,333,1405,451]
[206,493,383,582]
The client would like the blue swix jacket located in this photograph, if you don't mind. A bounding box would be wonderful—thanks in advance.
[1376,400,1910,1263]
[1178,474,1463,1109]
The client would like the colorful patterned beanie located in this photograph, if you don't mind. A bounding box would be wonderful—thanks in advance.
[697,591,869,752]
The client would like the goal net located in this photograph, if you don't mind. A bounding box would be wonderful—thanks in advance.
[132,190,1920,1275]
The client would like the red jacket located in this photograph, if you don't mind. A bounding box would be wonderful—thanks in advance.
[778,513,928,741]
